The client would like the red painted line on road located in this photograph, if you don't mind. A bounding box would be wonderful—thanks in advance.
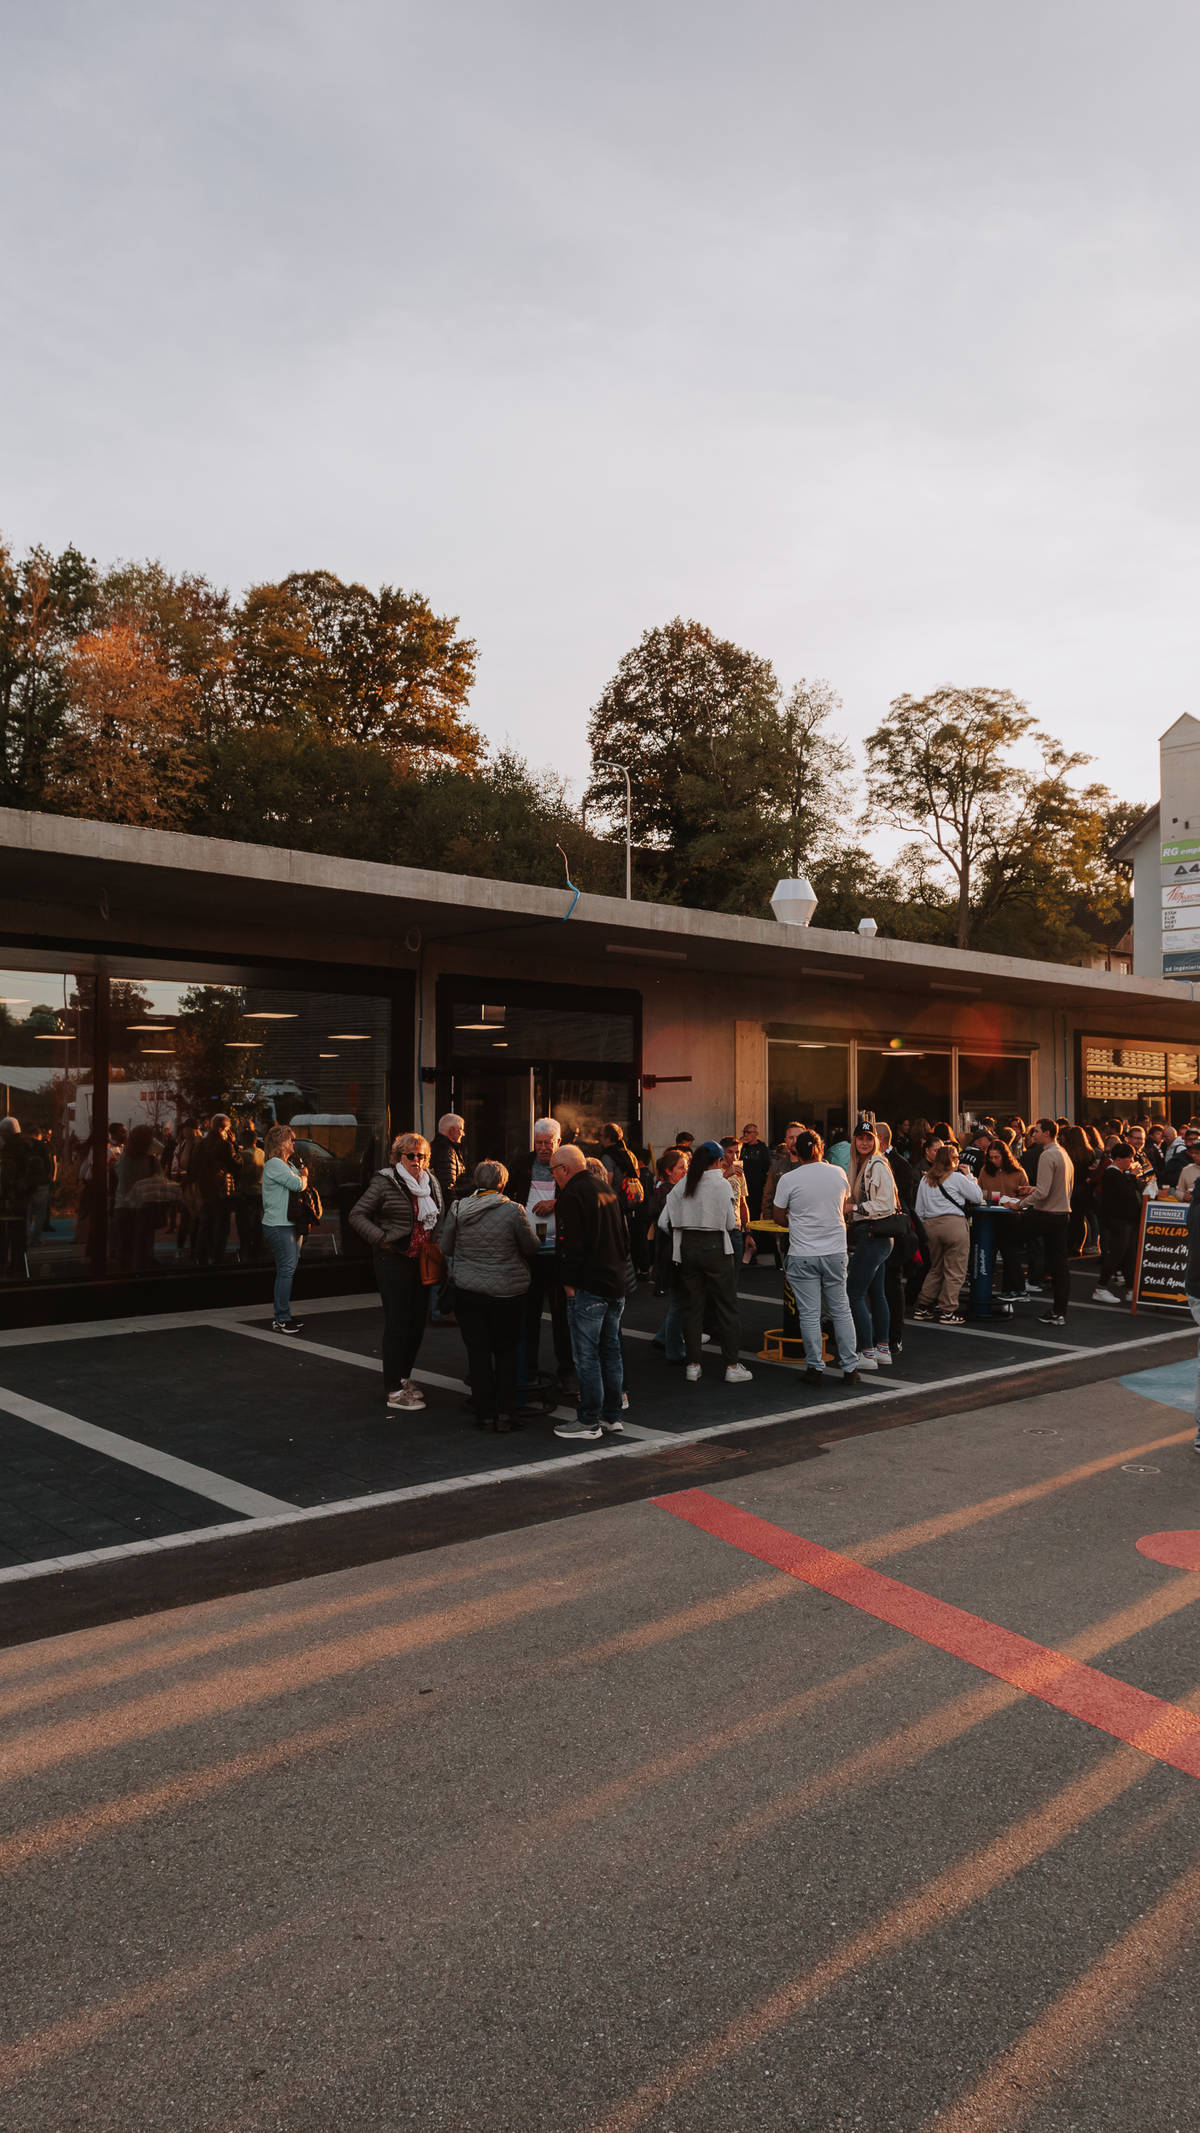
[654,1489,1200,1780]
[1137,1530,1200,1572]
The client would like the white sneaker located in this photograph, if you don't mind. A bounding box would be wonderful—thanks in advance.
[874,1344,892,1365]
[857,1352,879,1371]
[1091,1287,1123,1305]
[724,1363,754,1384]
[686,1363,702,1382]
[701,1334,712,1346]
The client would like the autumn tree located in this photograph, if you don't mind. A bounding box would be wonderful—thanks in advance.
[49,621,206,827]
[231,571,481,770]
[97,562,233,741]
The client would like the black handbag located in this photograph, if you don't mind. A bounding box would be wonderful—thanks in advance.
[288,1182,324,1233]
[867,1209,914,1242]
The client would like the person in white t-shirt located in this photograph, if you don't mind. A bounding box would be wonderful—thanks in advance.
[771,1131,861,1384]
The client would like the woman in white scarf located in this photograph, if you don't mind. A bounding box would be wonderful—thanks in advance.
[350,1131,445,1412]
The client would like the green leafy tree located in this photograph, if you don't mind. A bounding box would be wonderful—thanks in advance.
[0,537,98,803]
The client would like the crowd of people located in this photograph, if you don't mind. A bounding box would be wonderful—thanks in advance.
[328,1105,1199,1440]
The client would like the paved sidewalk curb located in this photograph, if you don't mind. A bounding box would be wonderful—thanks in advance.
[2,1327,1192,1651]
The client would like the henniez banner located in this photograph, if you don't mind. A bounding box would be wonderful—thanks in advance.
[1132,1199,1190,1310]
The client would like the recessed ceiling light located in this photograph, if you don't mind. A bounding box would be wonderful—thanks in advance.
[225,1041,262,1049]
[492,1041,508,1048]
[328,1033,370,1040]
[319,1052,339,1059]
[35,1032,71,1040]
[140,1048,174,1056]
[127,1023,174,1031]
[244,1012,298,1020]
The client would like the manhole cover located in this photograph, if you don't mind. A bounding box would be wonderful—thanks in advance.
[1121,1464,1161,1475]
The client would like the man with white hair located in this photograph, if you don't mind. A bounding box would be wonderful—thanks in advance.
[429,1112,467,1325]
[506,1117,576,1394]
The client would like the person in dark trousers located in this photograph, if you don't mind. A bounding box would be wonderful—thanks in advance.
[505,1117,576,1394]
[876,1122,914,1356]
[1092,1142,1144,1304]
[429,1113,467,1325]
[548,1145,628,1442]
[440,1160,539,1430]
[1016,1119,1074,1325]
[738,1123,771,1222]
[350,1132,444,1412]
[1187,1191,1200,1456]
[658,1140,753,1384]
[188,1115,239,1268]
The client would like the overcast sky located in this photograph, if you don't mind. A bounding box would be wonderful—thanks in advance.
[4,0,1197,808]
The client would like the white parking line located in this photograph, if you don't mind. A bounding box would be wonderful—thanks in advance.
[0,1383,296,1518]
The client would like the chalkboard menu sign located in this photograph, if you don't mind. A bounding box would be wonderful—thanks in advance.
[1132,1200,1191,1309]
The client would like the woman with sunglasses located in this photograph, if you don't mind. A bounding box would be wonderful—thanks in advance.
[351,1131,444,1412]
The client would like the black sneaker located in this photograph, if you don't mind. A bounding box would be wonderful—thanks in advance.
[1039,1312,1067,1327]
[803,1366,826,1386]
[911,1307,937,1322]
[842,1368,860,1385]
[940,1312,966,1326]
[272,1319,304,1335]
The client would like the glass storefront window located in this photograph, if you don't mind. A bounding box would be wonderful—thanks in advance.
[856,1048,952,1134]
[958,1054,1032,1131]
[0,969,92,1284]
[767,1042,850,1144]
[110,976,390,1273]
[0,966,392,1289]
[1080,1043,1167,1124]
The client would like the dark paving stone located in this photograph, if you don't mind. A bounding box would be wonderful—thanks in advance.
[0,1410,241,1564]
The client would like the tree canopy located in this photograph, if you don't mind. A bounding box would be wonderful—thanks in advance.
[0,530,1142,970]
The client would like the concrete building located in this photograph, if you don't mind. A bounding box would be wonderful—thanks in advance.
[1113,713,1200,984]
[3,806,1200,1324]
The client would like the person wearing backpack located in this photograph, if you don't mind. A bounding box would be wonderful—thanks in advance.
[912,1145,984,1325]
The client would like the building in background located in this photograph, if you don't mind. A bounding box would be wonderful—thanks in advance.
[1114,714,1200,985]
[2,807,1200,1325]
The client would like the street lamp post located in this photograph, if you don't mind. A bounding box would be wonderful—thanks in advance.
[600,761,632,899]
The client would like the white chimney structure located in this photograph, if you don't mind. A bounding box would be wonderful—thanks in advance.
[858,917,878,938]
[770,877,817,927]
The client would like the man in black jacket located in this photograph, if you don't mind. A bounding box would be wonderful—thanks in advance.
[1188,1191,1200,1456]
[1092,1142,1143,1304]
[429,1113,467,1324]
[739,1123,771,1222]
[548,1145,627,1444]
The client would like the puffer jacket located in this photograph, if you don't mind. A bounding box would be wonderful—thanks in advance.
[440,1191,539,1297]
[349,1168,444,1250]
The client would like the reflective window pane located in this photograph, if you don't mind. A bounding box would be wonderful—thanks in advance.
[767,1043,850,1144]
[856,1048,952,1133]
[0,969,92,1284]
[957,1054,1032,1130]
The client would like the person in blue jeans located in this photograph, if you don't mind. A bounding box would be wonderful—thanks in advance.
[548,1145,628,1443]
[261,1123,308,1333]
[845,1123,899,1367]
[771,1132,861,1385]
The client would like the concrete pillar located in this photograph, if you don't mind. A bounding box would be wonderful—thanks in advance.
[734,1020,767,1132]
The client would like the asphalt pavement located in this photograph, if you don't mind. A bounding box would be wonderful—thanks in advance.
[2,1353,1199,2130]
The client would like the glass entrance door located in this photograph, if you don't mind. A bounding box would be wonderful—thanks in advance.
[455,1069,539,1171]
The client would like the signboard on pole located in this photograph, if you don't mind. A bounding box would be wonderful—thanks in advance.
[1161,918,1200,948]
[1162,883,1200,910]
[1162,838,1200,866]
[1164,951,1200,978]
[1131,1199,1191,1310]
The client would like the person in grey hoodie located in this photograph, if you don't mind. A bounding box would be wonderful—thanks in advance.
[440,1159,540,1430]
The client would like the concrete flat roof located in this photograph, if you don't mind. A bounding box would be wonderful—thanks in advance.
[3,806,1198,1024]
